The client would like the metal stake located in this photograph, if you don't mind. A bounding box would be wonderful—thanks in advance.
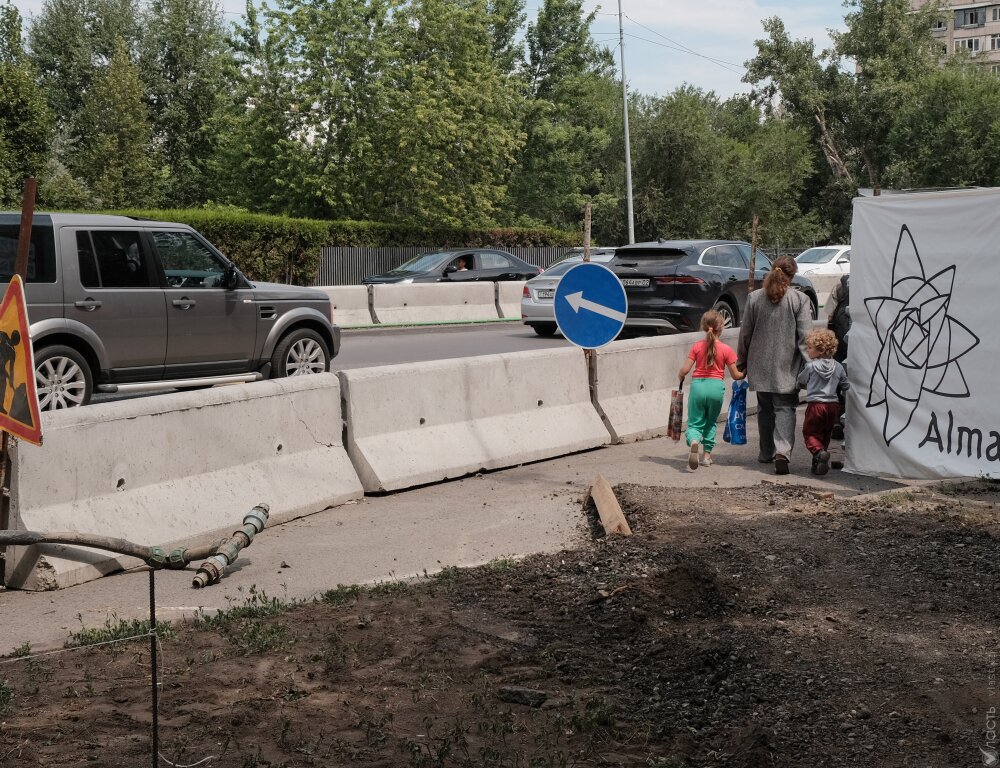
[149,568,159,768]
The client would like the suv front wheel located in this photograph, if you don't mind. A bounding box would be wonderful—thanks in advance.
[270,328,330,378]
[35,345,93,410]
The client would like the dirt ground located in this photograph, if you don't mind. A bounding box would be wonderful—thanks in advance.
[0,480,997,767]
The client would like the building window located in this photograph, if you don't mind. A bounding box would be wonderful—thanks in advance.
[956,37,981,52]
[958,9,985,27]
[994,8,1000,22]
[993,64,1000,75]
[932,19,947,31]
[993,34,1000,51]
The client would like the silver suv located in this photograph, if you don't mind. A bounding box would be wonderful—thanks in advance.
[0,213,340,410]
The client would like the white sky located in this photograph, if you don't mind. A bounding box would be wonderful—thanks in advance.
[8,0,848,99]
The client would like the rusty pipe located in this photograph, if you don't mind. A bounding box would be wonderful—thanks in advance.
[192,504,269,588]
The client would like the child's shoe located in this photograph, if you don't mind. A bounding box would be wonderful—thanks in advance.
[688,441,700,470]
[814,450,830,476]
[700,456,713,467]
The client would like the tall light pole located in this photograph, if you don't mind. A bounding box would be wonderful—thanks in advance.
[618,0,635,244]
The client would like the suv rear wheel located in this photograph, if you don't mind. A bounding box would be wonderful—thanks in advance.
[712,300,737,329]
[531,323,558,337]
[35,345,93,410]
[271,328,330,378]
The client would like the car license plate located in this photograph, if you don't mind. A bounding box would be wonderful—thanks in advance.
[621,278,649,288]
[537,289,554,299]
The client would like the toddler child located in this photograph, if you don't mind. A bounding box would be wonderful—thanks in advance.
[678,310,745,469]
[797,328,849,475]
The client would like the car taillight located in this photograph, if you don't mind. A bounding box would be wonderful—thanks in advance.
[655,275,705,285]
[522,285,530,298]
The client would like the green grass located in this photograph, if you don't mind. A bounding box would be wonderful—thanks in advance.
[0,679,13,715]
[320,584,363,606]
[65,614,174,649]
[194,586,295,656]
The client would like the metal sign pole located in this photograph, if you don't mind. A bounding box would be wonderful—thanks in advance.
[0,178,36,577]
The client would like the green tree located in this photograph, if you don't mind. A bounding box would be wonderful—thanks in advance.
[0,3,53,205]
[140,0,234,205]
[72,38,157,207]
[886,65,1000,188]
[507,0,618,231]
[27,0,140,127]
[376,0,523,225]
[260,0,399,219]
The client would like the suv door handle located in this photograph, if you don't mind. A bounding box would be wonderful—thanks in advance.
[172,297,196,310]
[727,275,738,282]
[74,299,102,311]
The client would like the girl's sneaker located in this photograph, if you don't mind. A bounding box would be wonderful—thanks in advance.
[700,456,713,467]
[688,441,700,470]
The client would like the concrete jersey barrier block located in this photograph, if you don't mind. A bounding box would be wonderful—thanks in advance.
[497,281,527,319]
[371,283,500,325]
[5,375,363,590]
[318,286,374,327]
[592,328,756,443]
[339,348,612,492]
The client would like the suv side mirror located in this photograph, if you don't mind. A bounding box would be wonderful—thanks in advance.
[443,265,457,275]
[222,264,239,289]
[836,256,849,265]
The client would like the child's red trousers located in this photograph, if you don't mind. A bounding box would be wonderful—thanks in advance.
[803,402,840,455]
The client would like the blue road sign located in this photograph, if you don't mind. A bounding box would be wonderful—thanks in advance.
[554,262,628,349]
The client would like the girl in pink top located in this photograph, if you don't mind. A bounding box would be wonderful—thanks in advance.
[678,310,745,469]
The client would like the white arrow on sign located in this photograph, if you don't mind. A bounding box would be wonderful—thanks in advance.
[565,291,626,323]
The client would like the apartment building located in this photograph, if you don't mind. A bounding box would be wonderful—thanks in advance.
[910,1,1000,72]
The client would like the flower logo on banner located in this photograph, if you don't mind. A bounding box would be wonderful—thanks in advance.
[864,225,980,445]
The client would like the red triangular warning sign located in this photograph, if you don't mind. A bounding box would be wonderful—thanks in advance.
[0,275,42,445]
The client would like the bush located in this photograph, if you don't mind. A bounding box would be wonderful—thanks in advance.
[110,209,578,284]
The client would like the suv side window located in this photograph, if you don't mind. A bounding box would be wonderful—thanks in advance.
[153,231,226,288]
[702,245,746,270]
[739,244,772,270]
[77,230,154,288]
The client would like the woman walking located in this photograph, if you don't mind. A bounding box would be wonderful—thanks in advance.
[737,257,813,475]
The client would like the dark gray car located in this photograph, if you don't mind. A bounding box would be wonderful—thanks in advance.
[362,249,541,284]
[0,213,340,410]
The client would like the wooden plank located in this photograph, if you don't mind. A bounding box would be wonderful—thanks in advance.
[585,474,632,536]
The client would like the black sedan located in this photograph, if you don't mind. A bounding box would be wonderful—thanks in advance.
[609,240,818,333]
[362,249,541,284]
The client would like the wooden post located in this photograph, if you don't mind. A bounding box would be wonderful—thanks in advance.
[748,212,759,292]
[0,178,36,573]
[582,203,592,263]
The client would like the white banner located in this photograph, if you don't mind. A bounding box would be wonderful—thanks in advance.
[846,188,998,480]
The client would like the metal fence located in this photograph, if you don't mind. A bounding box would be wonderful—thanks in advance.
[314,246,575,286]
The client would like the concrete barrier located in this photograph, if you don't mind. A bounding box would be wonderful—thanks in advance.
[5,375,363,591]
[318,286,374,327]
[497,281,527,319]
[339,348,612,492]
[370,283,501,325]
[592,328,756,443]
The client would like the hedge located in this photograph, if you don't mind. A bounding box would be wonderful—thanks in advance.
[111,209,580,284]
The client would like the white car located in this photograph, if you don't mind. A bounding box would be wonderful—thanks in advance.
[795,245,850,277]
[521,250,616,337]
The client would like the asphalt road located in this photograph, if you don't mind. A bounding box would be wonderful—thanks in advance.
[334,321,570,370]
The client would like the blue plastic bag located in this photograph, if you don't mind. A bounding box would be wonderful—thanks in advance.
[723,380,748,445]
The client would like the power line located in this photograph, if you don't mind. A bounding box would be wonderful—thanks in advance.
[623,32,745,75]
[624,13,745,69]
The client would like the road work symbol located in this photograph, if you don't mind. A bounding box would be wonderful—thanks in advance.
[0,275,42,445]
[554,262,627,349]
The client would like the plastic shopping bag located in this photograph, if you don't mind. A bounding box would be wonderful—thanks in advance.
[667,386,684,441]
[723,379,748,445]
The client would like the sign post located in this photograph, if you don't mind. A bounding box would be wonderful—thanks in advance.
[0,178,42,578]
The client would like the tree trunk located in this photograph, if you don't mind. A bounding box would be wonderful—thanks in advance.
[813,105,853,185]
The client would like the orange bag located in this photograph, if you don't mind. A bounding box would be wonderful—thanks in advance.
[667,386,684,441]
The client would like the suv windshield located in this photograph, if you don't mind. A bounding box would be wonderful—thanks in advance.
[0,225,57,283]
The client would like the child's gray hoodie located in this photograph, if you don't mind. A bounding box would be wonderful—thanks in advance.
[797,359,849,403]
